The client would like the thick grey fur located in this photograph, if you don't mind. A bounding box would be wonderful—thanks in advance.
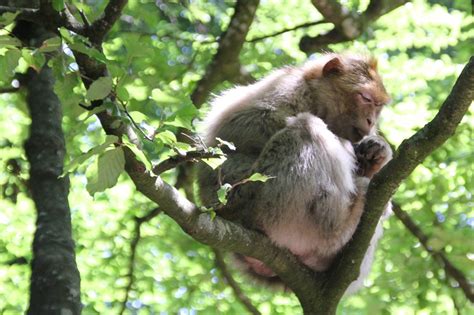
[198,54,392,293]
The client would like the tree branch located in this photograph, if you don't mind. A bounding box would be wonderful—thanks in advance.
[214,249,261,315]
[0,86,20,94]
[321,57,474,313]
[21,21,82,314]
[152,150,222,175]
[392,203,474,302]
[191,0,259,107]
[300,0,409,54]
[247,20,328,43]
[87,0,128,45]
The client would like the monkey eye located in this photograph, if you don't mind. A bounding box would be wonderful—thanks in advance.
[358,92,373,104]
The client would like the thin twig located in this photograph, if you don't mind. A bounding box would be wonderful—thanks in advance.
[0,86,20,94]
[78,9,90,28]
[214,249,261,315]
[119,207,161,315]
[247,20,328,42]
[392,203,474,302]
[153,150,222,175]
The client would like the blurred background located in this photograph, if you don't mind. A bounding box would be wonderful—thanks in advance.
[0,0,472,314]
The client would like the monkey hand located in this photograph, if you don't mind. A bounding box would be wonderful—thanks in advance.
[354,135,392,178]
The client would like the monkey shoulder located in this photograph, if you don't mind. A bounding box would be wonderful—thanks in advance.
[216,106,289,155]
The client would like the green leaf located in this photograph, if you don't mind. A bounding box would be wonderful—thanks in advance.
[86,147,125,196]
[209,210,216,220]
[62,135,118,176]
[67,42,107,64]
[122,137,152,171]
[202,156,227,170]
[156,130,177,146]
[0,36,21,48]
[0,12,20,27]
[1,49,21,77]
[86,77,113,101]
[54,72,82,108]
[151,88,180,104]
[78,104,107,121]
[217,183,232,205]
[52,0,65,11]
[247,172,273,182]
[173,142,192,155]
[38,37,62,53]
[21,49,46,71]
[116,84,130,101]
[215,137,236,151]
[163,102,198,130]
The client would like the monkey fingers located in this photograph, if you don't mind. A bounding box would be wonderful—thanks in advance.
[355,135,391,178]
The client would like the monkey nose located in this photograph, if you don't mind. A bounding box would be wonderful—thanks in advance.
[367,118,373,127]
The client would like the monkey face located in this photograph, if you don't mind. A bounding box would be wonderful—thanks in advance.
[322,56,390,142]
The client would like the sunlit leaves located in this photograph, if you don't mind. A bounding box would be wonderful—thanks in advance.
[0,49,21,78]
[155,130,176,146]
[21,50,46,72]
[38,37,62,53]
[217,183,232,205]
[201,155,226,169]
[59,28,107,64]
[63,135,119,176]
[247,172,273,182]
[52,0,65,12]
[0,12,19,27]
[86,77,113,101]
[122,137,153,171]
[163,101,198,130]
[0,36,21,48]
[86,147,125,196]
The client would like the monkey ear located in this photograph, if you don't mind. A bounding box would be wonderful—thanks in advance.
[322,57,343,77]
[368,57,378,70]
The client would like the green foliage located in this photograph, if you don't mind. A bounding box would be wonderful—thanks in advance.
[63,135,119,176]
[38,37,62,53]
[86,147,125,196]
[217,183,232,205]
[52,0,65,12]
[247,173,273,183]
[0,1,472,314]
[86,77,114,101]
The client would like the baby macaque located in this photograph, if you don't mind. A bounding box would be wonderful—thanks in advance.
[198,53,392,293]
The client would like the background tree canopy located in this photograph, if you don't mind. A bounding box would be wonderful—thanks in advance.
[0,0,472,314]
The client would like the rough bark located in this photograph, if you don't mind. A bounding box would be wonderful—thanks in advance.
[300,0,409,53]
[22,21,82,314]
[191,0,259,107]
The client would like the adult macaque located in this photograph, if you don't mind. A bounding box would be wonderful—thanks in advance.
[198,53,392,292]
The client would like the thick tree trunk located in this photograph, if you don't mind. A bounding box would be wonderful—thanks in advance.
[20,21,82,314]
